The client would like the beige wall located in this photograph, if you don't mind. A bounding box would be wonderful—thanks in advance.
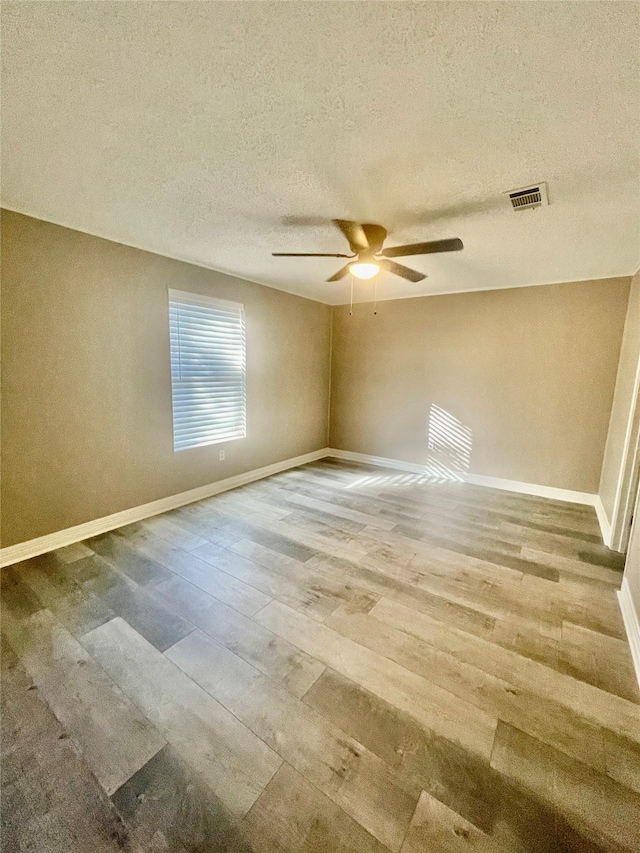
[329,277,631,493]
[599,270,640,522]
[2,209,633,550]
[1,211,331,547]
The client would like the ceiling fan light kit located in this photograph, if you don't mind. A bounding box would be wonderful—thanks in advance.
[273,219,464,287]
[349,261,379,279]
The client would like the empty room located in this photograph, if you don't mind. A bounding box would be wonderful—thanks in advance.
[2,2,640,851]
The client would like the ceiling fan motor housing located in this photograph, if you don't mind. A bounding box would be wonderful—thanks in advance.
[359,224,387,253]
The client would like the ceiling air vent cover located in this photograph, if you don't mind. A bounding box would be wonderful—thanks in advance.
[507,182,548,211]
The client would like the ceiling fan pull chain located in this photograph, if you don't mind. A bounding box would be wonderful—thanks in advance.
[350,274,354,316]
[373,272,378,315]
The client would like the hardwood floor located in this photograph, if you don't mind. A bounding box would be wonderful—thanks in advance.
[2,458,639,852]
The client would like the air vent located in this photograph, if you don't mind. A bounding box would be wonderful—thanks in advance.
[507,182,548,211]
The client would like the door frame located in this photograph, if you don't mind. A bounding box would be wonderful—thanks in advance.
[610,351,640,552]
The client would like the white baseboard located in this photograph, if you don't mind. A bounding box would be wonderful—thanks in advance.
[618,578,640,691]
[1,445,614,567]
[327,448,598,505]
[463,471,597,507]
[594,496,613,549]
[0,448,330,568]
[327,448,442,477]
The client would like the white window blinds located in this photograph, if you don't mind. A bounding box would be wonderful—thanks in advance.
[168,289,246,452]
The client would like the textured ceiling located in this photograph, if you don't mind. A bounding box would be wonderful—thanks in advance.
[2,1,639,304]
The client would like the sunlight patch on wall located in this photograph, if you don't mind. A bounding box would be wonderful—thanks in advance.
[426,404,472,481]
[344,405,473,488]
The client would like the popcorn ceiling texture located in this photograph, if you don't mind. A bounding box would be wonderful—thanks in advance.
[2,1,639,304]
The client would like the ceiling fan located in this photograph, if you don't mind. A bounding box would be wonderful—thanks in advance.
[273,220,463,282]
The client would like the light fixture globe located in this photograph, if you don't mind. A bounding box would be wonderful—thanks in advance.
[349,261,379,280]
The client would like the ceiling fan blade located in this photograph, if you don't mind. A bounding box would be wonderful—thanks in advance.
[381,238,463,258]
[326,264,352,282]
[272,252,352,257]
[378,258,426,283]
[333,220,369,252]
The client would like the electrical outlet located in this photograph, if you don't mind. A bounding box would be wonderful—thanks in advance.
[219,450,225,461]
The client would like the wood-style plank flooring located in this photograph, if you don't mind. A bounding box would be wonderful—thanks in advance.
[2,458,639,852]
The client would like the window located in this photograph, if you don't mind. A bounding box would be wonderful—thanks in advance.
[168,289,246,451]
